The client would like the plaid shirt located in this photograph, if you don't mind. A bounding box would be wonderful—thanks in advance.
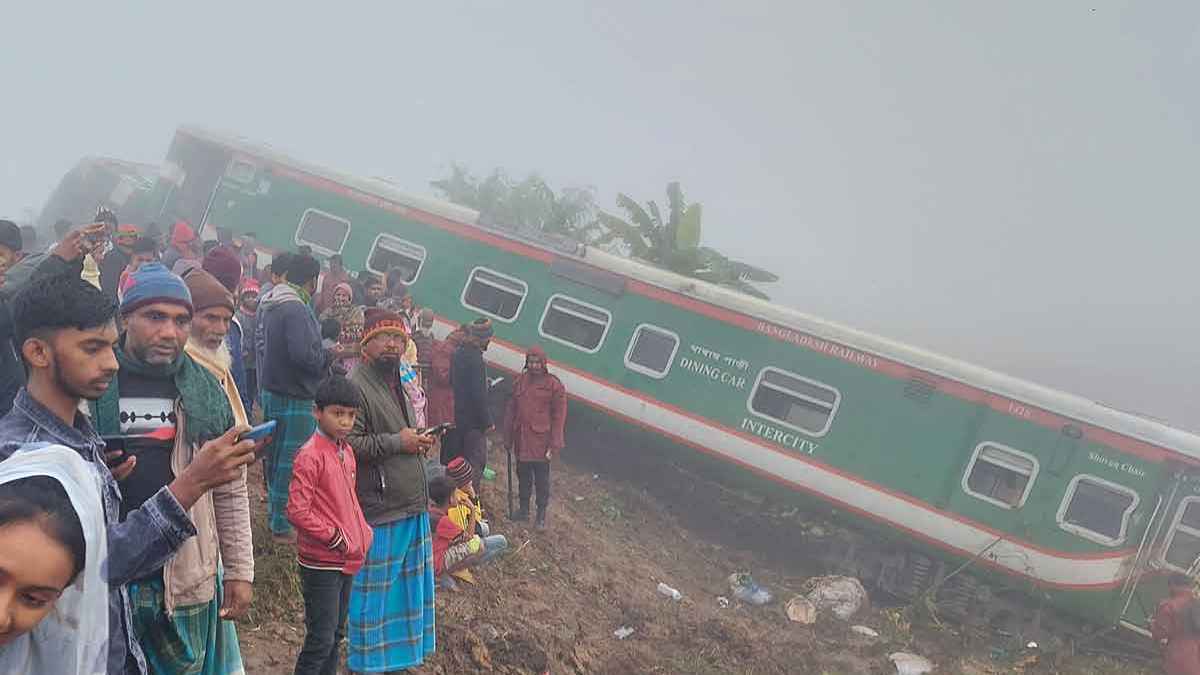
[0,388,197,675]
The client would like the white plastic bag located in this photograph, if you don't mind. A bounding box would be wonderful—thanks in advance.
[804,575,868,620]
[889,652,934,674]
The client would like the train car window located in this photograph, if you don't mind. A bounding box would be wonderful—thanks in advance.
[1056,474,1139,546]
[1161,497,1200,572]
[366,235,426,284]
[747,367,841,437]
[624,324,680,378]
[539,295,612,354]
[295,208,351,256]
[225,159,257,184]
[460,267,527,322]
[961,443,1038,509]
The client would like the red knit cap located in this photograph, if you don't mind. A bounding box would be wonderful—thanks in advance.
[446,457,473,488]
[171,221,196,246]
[202,245,243,293]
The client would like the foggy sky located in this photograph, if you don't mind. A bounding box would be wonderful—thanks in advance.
[2,2,1196,431]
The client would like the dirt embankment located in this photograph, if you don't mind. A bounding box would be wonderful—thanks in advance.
[237,444,1153,674]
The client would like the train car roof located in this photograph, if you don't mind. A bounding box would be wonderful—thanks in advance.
[178,125,1200,461]
[74,156,160,184]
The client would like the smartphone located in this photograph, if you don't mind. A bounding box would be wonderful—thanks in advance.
[102,435,129,466]
[240,420,277,443]
[93,204,118,228]
[79,205,116,257]
[417,422,455,437]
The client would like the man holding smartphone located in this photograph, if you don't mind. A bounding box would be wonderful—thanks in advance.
[0,272,257,675]
[346,308,437,672]
[88,262,256,673]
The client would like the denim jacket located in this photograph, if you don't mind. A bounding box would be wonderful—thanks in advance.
[0,388,197,675]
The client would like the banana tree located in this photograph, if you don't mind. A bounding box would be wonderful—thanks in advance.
[593,182,779,299]
[432,164,597,239]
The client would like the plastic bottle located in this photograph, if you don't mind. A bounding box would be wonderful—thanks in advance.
[657,582,683,601]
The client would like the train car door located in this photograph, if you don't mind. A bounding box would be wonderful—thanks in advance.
[1118,468,1200,633]
[158,131,232,228]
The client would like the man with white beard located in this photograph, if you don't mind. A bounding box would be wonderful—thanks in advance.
[183,268,250,427]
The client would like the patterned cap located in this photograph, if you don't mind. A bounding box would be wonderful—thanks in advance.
[446,457,473,488]
[361,308,409,345]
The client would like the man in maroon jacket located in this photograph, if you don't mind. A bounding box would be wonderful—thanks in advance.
[503,346,567,529]
[1152,573,1200,675]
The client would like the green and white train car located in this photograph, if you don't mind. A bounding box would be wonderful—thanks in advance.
[113,126,1200,638]
[35,156,159,236]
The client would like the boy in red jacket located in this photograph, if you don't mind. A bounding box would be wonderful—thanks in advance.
[288,376,374,675]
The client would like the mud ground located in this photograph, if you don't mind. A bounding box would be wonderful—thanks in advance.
[235,437,1154,674]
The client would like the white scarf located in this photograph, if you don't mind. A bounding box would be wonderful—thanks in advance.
[190,339,233,372]
[0,444,109,675]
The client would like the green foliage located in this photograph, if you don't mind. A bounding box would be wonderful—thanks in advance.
[432,167,779,300]
[594,182,779,300]
[431,164,597,239]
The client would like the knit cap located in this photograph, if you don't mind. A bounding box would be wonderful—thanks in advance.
[171,221,196,247]
[362,308,409,345]
[183,268,235,314]
[202,245,243,293]
[115,224,140,241]
[446,457,473,489]
[121,262,193,315]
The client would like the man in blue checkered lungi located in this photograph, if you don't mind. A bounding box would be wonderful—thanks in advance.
[347,308,438,671]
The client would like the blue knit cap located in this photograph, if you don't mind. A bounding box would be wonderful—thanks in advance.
[121,262,193,316]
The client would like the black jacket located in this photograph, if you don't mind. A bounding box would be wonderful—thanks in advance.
[0,306,21,419]
[99,247,130,301]
[450,343,492,431]
[256,284,331,400]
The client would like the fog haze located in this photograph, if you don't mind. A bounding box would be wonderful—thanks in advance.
[2,2,1196,429]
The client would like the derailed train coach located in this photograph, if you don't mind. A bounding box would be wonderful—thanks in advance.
[35,156,159,235]
[49,125,1200,639]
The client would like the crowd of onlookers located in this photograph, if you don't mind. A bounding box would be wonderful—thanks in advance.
[0,213,568,675]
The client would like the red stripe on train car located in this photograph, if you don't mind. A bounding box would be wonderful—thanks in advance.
[263,157,1189,468]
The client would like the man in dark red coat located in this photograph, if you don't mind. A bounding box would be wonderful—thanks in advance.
[1152,573,1200,675]
[503,346,567,529]
[429,325,466,464]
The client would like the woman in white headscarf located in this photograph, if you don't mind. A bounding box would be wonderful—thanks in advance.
[0,444,109,675]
